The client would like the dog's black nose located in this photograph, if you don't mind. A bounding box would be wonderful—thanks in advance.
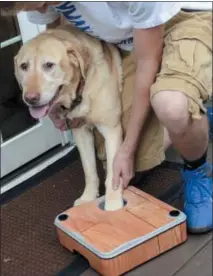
[24,92,40,105]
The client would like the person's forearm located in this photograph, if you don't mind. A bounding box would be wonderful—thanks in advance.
[122,58,161,156]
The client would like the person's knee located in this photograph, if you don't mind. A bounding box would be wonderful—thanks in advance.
[151,90,190,135]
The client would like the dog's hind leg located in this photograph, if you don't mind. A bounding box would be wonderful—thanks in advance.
[72,125,100,206]
[97,123,124,211]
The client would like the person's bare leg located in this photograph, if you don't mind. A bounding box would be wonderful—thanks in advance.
[163,127,172,151]
[151,90,212,233]
[152,91,209,161]
[169,115,209,160]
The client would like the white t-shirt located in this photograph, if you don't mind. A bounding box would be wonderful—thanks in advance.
[26,1,206,51]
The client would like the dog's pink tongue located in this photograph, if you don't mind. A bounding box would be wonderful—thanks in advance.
[29,105,49,119]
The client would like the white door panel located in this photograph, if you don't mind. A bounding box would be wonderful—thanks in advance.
[1,118,65,177]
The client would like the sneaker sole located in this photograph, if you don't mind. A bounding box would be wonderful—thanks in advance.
[188,226,213,234]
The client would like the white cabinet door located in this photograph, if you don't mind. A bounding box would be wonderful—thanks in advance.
[0,12,71,178]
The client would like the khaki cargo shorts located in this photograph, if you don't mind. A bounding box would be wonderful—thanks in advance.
[94,11,212,172]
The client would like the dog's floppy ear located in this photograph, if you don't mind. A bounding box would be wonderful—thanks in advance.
[14,55,20,83]
[63,40,90,79]
[14,55,23,91]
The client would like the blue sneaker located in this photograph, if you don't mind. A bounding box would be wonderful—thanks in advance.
[207,107,212,139]
[182,163,212,233]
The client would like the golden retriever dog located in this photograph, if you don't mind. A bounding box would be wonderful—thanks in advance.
[14,25,124,211]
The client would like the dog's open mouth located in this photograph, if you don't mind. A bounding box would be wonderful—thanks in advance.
[29,86,63,119]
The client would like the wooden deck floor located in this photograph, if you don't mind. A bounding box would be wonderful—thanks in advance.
[82,232,212,276]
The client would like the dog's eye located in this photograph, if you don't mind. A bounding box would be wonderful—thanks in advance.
[43,62,55,70]
[20,62,29,71]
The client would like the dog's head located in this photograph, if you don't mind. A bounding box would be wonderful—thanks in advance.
[14,30,89,119]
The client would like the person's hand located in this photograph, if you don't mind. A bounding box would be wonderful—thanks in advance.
[112,146,135,190]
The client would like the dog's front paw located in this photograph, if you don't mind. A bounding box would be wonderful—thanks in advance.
[74,193,99,207]
[104,197,124,211]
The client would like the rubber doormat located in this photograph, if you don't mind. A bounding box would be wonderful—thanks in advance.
[1,159,183,276]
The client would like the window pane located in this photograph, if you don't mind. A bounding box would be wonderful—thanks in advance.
[0,16,37,142]
[0,15,20,42]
